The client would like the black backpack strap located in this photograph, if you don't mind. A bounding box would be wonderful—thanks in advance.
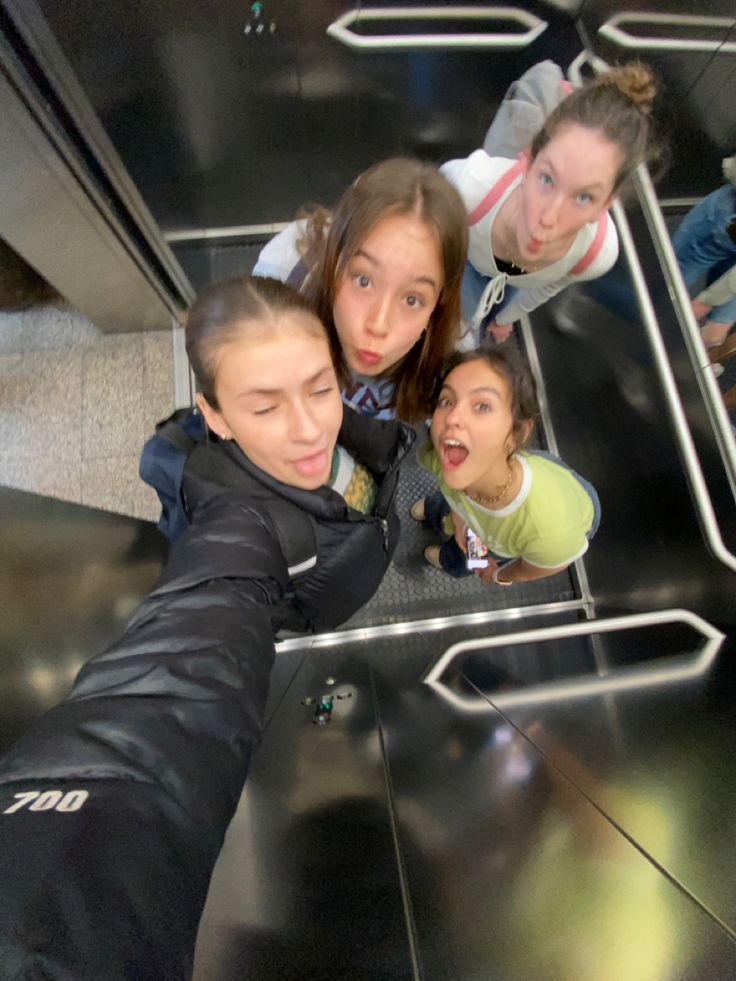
[262,499,318,578]
[186,442,319,579]
[156,416,199,454]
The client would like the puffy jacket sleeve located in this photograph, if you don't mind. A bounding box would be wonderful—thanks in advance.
[0,500,287,981]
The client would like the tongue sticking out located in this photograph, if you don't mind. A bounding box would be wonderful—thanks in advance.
[445,444,468,467]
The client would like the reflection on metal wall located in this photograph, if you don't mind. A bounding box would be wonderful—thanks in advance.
[0,487,166,752]
[0,0,193,331]
[529,208,736,626]
[15,0,734,231]
[31,0,583,231]
[194,618,736,980]
[579,0,736,197]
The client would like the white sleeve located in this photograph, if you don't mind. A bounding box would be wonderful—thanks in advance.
[697,263,736,308]
[440,151,509,213]
[496,215,619,325]
[252,219,308,282]
[439,156,470,194]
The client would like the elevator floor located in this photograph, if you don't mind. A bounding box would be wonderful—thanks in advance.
[193,615,736,981]
[339,436,578,632]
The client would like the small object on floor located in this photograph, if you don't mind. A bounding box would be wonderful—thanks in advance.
[424,545,443,570]
[410,498,426,522]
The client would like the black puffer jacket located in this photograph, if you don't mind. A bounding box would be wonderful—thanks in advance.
[182,404,414,633]
[0,409,412,979]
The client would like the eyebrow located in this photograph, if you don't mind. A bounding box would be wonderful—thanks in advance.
[539,157,605,194]
[235,366,333,399]
[353,248,439,290]
[440,383,503,400]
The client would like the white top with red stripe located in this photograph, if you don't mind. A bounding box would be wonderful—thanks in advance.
[441,150,619,328]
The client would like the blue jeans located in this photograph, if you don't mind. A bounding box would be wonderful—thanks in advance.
[423,450,601,578]
[461,261,519,343]
[672,185,736,325]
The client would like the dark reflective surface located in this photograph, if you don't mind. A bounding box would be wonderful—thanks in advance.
[194,616,736,978]
[0,486,166,752]
[193,646,414,981]
[33,0,583,230]
[468,633,736,934]
[578,0,736,198]
[531,257,736,631]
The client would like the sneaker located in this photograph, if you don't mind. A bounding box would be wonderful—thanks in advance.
[424,545,443,570]
[410,498,426,521]
[710,363,725,379]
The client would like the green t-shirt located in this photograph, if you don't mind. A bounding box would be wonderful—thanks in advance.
[419,442,594,568]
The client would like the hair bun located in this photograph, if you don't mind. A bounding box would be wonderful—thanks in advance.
[607,62,657,115]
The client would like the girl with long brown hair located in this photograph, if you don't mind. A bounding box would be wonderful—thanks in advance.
[254,157,468,423]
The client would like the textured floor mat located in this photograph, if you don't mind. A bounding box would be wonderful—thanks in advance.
[342,433,578,630]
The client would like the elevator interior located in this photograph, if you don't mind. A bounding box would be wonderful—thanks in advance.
[1,0,736,977]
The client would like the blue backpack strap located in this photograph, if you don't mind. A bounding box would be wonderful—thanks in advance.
[139,410,205,542]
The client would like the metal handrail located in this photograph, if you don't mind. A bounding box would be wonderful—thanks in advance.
[566,49,609,87]
[566,52,736,569]
[618,174,736,573]
[599,13,736,53]
[165,223,290,243]
[326,6,547,51]
[635,167,736,502]
[423,609,725,713]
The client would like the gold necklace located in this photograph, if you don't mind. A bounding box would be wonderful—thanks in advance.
[466,464,514,507]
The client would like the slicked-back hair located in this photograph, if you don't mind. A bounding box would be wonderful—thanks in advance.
[185,275,346,410]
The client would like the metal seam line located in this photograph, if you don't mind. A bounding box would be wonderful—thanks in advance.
[370,669,424,981]
[519,311,596,618]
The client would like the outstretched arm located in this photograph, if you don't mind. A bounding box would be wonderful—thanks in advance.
[0,501,286,980]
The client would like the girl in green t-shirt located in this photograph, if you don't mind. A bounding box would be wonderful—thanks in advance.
[411,348,600,587]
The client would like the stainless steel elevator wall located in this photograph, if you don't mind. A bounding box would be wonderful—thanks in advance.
[194,617,736,980]
[2,2,736,976]
[0,486,167,753]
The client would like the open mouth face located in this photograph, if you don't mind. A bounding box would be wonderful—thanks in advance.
[439,436,469,471]
[429,359,517,493]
